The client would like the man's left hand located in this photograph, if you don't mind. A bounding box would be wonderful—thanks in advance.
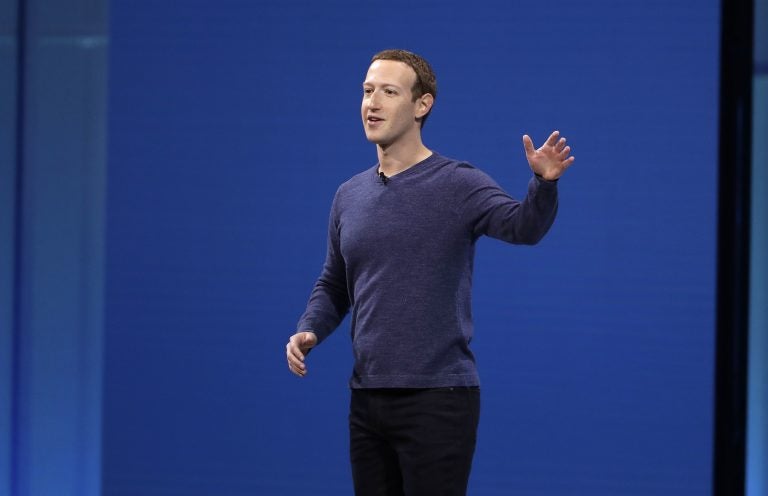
[523,130,575,181]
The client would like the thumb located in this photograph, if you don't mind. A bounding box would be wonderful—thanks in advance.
[522,134,536,156]
[301,332,317,349]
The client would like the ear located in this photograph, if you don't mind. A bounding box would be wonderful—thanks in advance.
[415,93,434,119]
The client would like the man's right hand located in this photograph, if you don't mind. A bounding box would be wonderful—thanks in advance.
[286,331,318,377]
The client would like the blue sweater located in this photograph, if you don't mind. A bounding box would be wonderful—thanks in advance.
[297,153,558,388]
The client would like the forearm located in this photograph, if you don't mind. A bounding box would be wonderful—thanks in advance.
[472,174,558,244]
[296,275,350,343]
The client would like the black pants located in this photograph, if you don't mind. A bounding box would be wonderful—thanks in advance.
[349,387,480,496]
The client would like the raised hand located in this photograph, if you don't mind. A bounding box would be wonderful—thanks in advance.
[286,331,318,377]
[522,130,575,181]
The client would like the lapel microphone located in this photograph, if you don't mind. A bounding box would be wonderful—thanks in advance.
[378,170,389,185]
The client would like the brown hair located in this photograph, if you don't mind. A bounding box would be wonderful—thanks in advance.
[371,49,437,128]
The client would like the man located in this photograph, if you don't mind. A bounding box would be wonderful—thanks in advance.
[286,49,574,496]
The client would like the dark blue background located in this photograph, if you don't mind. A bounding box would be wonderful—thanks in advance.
[103,1,720,494]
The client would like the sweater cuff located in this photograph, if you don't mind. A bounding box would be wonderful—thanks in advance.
[534,173,559,187]
[295,324,325,344]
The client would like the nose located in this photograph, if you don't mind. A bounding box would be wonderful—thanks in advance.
[366,89,381,110]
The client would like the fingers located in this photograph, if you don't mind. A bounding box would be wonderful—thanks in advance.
[286,341,307,377]
[525,131,566,153]
[288,361,306,377]
[522,134,535,155]
[544,130,560,147]
[286,334,307,377]
[525,130,574,179]
[286,332,317,377]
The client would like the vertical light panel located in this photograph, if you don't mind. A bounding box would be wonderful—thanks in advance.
[747,75,767,496]
[10,1,108,495]
[747,0,768,492]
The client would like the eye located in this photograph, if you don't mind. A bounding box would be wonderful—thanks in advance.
[384,88,396,96]
[363,88,373,95]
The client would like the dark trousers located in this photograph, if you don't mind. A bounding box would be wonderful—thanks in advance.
[349,387,480,496]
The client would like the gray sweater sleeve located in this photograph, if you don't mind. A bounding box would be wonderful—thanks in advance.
[457,165,559,244]
[296,190,350,343]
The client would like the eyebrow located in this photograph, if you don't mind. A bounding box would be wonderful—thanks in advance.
[362,81,404,89]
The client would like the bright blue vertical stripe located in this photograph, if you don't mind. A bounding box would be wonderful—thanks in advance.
[5,1,107,495]
[747,0,767,493]
[746,76,767,495]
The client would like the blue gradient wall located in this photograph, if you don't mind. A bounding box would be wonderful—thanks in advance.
[0,2,18,494]
[102,1,720,495]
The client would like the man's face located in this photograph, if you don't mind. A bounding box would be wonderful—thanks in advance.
[361,60,426,146]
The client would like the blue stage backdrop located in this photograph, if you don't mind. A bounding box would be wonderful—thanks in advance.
[103,1,720,494]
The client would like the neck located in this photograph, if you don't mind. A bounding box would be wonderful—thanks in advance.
[376,134,432,177]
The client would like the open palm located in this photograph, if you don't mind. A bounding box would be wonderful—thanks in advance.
[523,130,575,181]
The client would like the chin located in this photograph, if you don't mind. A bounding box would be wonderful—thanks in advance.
[364,132,387,145]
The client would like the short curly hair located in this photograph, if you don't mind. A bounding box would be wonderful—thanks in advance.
[371,49,437,128]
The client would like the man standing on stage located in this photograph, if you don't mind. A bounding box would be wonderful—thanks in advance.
[286,49,574,496]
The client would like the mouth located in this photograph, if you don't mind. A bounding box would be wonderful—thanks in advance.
[367,116,384,125]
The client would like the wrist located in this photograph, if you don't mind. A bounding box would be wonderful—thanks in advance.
[535,172,559,183]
